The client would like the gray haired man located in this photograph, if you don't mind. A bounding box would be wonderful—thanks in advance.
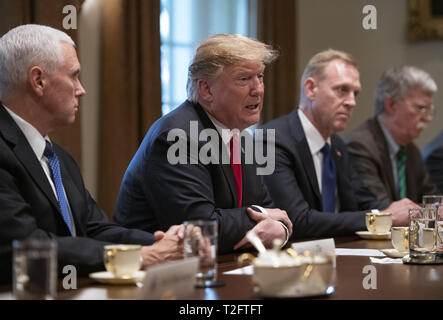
[0,24,184,283]
[347,65,439,209]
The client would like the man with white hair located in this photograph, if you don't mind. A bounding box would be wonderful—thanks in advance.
[0,24,184,283]
[347,65,439,204]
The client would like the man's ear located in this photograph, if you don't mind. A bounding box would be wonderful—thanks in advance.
[304,77,317,100]
[28,66,45,96]
[383,96,396,115]
[197,79,213,103]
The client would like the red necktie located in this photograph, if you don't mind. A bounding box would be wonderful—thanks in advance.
[230,134,242,208]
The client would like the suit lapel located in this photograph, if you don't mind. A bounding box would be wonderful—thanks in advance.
[290,111,321,201]
[405,144,417,201]
[193,103,238,205]
[372,118,397,200]
[0,105,61,212]
[331,136,346,208]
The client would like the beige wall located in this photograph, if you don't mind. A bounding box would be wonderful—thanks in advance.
[297,0,443,148]
[79,0,102,198]
[78,0,443,193]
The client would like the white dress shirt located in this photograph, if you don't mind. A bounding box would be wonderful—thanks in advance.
[204,109,289,245]
[4,105,76,235]
[298,109,332,193]
[298,109,339,212]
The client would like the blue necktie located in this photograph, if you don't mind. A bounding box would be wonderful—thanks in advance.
[44,140,73,234]
[320,143,337,212]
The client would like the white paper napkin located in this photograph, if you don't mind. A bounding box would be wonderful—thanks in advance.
[369,257,403,264]
[335,248,385,257]
[223,265,253,275]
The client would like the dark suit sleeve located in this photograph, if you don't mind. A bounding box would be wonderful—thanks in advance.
[263,137,366,239]
[346,139,393,205]
[334,139,387,210]
[0,165,154,283]
[140,132,260,254]
[425,146,443,193]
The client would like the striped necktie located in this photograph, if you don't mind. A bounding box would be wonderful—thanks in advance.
[396,146,407,199]
[44,140,74,234]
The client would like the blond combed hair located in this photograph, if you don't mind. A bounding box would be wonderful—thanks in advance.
[299,49,357,104]
[187,34,279,102]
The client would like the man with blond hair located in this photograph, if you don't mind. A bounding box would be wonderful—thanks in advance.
[260,49,418,239]
[347,66,439,203]
[115,34,292,253]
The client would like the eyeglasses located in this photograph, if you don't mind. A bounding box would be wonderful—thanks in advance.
[412,103,435,116]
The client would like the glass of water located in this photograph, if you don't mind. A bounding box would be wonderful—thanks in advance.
[422,195,443,254]
[12,239,57,299]
[408,207,436,261]
[184,220,218,288]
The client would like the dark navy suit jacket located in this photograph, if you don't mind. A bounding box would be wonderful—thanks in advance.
[260,109,383,239]
[114,100,273,254]
[0,104,155,283]
[423,130,443,193]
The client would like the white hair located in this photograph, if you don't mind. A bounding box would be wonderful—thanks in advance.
[0,24,75,98]
[374,65,437,114]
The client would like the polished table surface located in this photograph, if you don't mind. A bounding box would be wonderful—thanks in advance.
[2,236,443,300]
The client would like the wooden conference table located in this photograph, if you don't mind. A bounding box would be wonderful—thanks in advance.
[1,236,443,300]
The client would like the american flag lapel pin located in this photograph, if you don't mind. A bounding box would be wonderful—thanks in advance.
[336,150,342,157]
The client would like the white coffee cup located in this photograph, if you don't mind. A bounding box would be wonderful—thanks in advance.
[104,244,142,278]
[391,227,409,253]
[365,212,392,234]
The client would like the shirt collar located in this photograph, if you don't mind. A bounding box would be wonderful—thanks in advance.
[298,108,331,154]
[377,115,400,156]
[3,104,49,161]
[204,109,244,146]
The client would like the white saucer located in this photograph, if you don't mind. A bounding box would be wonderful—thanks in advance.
[380,248,408,258]
[355,231,391,240]
[89,271,146,285]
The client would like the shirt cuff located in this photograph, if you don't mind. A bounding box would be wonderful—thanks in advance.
[251,205,289,248]
[276,220,289,248]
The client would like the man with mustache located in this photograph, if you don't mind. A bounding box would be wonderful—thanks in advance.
[347,65,439,204]
[260,50,416,239]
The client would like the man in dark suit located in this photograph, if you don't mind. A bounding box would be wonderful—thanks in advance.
[422,130,443,193]
[115,34,292,253]
[260,50,417,239]
[347,66,439,204]
[0,24,183,283]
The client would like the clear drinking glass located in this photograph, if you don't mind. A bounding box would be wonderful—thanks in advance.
[423,195,443,254]
[408,207,436,261]
[184,219,218,288]
[12,239,57,299]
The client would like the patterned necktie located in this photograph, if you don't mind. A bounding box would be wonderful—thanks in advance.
[320,143,337,212]
[396,146,407,199]
[229,134,242,208]
[44,140,73,234]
